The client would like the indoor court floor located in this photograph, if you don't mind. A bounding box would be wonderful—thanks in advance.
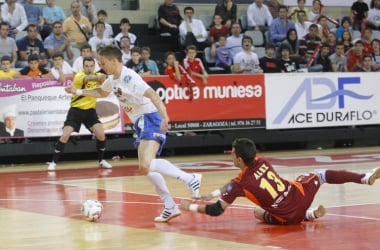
[1,146,380,250]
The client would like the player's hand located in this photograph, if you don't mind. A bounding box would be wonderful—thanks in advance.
[160,119,170,132]
[199,193,214,201]
[65,86,76,94]
[180,200,191,210]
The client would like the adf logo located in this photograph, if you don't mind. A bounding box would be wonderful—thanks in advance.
[273,77,373,124]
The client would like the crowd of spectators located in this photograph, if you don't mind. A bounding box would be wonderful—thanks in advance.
[1,0,380,84]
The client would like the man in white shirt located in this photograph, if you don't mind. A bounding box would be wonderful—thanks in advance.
[1,0,28,39]
[233,35,262,74]
[179,6,209,50]
[88,21,113,59]
[246,0,273,32]
[295,10,313,41]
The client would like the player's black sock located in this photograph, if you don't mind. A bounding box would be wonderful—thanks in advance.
[96,140,106,162]
[52,140,65,163]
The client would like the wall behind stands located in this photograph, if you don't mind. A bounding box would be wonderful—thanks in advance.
[55,0,353,29]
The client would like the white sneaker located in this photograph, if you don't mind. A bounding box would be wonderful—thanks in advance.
[361,167,380,185]
[47,161,56,171]
[154,206,181,223]
[99,160,112,169]
[305,205,326,221]
[187,173,202,198]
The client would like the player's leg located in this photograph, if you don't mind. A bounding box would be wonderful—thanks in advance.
[138,141,180,222]
[91,123,111,169]
[48,125,74,170]
[314,168,380,185]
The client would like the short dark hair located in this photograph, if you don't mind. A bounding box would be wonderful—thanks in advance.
[97,9,107,17]
[232,138,256,166]
[98,45,122,62]
[80,43,91,52]
[186,45,197,52]
[131,47,141,54]
[242,35,253,46]
[95,21,105,29]
[52,53,64,59]
[28,54,39,62]
[120,18,130,25]
[1,55,12,63]
[265,43,276,50]
[184,6,194,14]
[83,56,95,66]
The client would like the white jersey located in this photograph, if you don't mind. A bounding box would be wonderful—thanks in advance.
[102,66,157,122]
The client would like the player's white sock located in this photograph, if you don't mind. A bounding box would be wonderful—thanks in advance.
[149,159,193,184]
[147,172,176,208]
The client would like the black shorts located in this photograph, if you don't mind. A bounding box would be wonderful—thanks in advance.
[64,107,101,132]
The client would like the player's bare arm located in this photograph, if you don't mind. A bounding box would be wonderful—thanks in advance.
[198,182,230,201]
[144,88,170,132]
[83,74,107,84]
[65,85,110,98]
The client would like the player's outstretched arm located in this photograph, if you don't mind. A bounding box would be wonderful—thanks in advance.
[65,85,110,98]
[198,182,230,201]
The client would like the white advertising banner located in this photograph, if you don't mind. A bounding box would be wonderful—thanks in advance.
[265,73,380,129]
[0,78,124,139]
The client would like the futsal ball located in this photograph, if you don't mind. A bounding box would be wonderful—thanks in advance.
[81,199,103,221]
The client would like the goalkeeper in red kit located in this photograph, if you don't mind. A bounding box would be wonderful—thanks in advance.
[181,138,380,225]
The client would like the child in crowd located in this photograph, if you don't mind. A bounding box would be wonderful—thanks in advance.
[72,44,101,73]
[50,53,74,83]
[208,14,230,43]
[114,18,137,49]
[89,21,114,59]
[92,10,114,38]
[259,43,281,73]
[126,47,151,76]
[164,51,182,81]
[19,55,50,79]
[0,56,22,79]
[119,36,132,65]
[141,47,160,75]
[183,45,208,84]
[211,34,232,73]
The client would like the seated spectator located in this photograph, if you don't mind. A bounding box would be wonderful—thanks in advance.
[63,1,92,48]
[42,0,66,39]
[317,15,330,43]
[114,18,137,49]
[43,21,74,64]
[141,47,160,75]
[119,36,132,65]
[361,54,374,71]
[226,22,244,59]
[326,32,337,55]
[79,0,97,26]
[269,5,295,46]
[208,14,230,43]
[294,10,312,40]
[347,39,365,72]
[0,56,22,79]
[280,28,304,63]
[335,16,353,41]
[300,24,322,60]
[366,0,380,31]
[16,24,47,68]
[247,0,273,32]
[362,27,373,55]
[179,6,209,50]
[88,21,114,59]
[289,0,309,23]
[1,0,28,39]
[214,0,237,29]
[92,10,113,38]
[0,22,18,69]
[371,38,380,71]
[126,47,151,76]
[264,0,281,19]
[232,35,262,74]
[259,43,281,73]
[158,0,182,44]
[23,0,45,38]
[19,54,50,79]
[183,45,208,84]
[314,43,332,72]
[164,51,187,81]
[72,44,100,73]
[340,30,354,55]
[278,43,300,73]
[351,0,369,31]
[309,0,323,23]
[329,42,348,72]
[50,53,74,83]
[211,34,232,73]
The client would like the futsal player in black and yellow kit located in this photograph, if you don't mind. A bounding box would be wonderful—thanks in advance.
[48,56,112,170]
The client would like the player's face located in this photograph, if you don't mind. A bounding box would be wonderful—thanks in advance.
[28,60,39,70]
[83,60,95,74]
[98,55,115,75]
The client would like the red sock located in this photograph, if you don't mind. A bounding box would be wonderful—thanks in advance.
[325,170,364,184]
